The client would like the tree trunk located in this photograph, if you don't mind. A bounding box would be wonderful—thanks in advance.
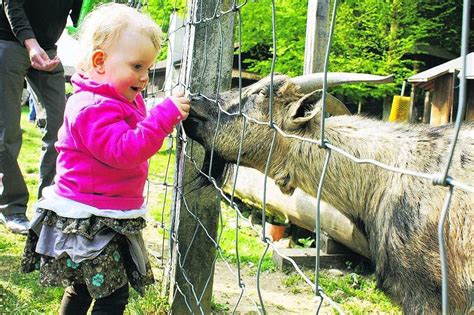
[223,166,371,259]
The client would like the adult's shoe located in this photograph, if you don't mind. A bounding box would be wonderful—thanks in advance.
[0,213,30,234]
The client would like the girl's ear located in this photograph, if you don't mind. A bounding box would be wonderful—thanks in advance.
[91,50,106,74]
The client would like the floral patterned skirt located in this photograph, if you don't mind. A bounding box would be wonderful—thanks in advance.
[21,209,154,299]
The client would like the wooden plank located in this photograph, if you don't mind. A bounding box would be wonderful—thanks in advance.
[222,166,371,258]
[465,80,474,121]
[320,233,352,255]
[430,74,454,126]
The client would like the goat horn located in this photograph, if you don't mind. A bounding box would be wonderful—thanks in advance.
[292,72,394,93]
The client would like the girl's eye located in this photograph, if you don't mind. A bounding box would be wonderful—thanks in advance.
[134,64,142,70]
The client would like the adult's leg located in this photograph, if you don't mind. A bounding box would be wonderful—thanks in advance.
[91,284,129,315]
[59,284,93,315]
[27,48,66,198]
[0,40,31,216]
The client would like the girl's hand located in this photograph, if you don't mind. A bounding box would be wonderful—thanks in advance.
[170,90,190,120]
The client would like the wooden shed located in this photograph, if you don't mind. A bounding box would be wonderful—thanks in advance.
[407,52,474,126]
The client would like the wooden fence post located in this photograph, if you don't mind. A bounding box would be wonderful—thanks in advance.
[169,1,234,314]
[304,0,329,74]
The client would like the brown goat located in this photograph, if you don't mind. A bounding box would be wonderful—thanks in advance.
[182,74,474,314]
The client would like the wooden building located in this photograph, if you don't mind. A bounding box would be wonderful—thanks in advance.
[407,52,474,126]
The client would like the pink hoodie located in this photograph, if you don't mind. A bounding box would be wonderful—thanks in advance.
[54,73,182,210]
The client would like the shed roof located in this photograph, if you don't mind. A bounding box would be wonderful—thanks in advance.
[408,52,474,83]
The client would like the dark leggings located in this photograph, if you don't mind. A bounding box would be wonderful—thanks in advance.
[59,283,129,315]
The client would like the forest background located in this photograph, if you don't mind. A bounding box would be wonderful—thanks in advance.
[146,0,472,113]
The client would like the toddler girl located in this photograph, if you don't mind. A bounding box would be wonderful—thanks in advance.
[21,3,190,314]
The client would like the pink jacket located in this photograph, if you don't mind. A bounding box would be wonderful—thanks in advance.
[54,73,182,210]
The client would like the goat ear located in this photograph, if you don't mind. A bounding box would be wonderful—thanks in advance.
[284,91,350,130]
[284,90,322,130]
[324,94,351,116]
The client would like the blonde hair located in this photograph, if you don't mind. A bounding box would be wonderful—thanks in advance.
[76,3,162,73]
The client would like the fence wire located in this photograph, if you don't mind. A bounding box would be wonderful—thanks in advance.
[131,0,473,314]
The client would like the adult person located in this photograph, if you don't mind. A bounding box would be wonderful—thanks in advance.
[0,0,83,234]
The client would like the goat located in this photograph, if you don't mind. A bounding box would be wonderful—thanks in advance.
[182,73,474,314]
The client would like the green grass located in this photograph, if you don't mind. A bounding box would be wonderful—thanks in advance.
[0,225,64,314]
[0,108,61,313]
[218,203,276,273]
[318,272,397,313]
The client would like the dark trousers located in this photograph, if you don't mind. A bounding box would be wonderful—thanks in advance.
[59,283,129,315]
[0,39,66,216]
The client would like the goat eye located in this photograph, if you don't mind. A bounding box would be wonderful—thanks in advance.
[258,87,269,97]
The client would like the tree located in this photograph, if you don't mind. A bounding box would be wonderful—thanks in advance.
[144,0,469,107]
[238,0,468,104]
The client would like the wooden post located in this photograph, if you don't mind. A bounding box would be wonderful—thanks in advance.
[422,90,431,124]
[382,96,392,121]
[465,80,474,121]
[430,74,454,126]
[303,0,329,74]
[169,1,235,314]
[408,84,417,123]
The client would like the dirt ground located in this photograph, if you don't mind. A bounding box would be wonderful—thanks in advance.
[142,222,335,314]
[212,262,333,314]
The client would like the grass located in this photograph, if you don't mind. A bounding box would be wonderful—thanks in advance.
[0,107,400,314]
[317,272,397,313]
[217,203,276,274]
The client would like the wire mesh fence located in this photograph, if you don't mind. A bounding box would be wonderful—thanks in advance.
[130,0,473,314]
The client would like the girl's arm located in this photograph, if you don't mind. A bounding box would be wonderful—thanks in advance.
[73,98,182,169]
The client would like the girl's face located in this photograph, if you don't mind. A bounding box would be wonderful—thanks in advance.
[93,31,158,102]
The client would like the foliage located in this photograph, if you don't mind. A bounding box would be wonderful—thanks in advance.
[297,236,315,248]
[239,0,308,77]
[144,0,188,61]
[144,0,187,35]
[142,0,469,103]
[237,0,468,102]
[417,0,470,55]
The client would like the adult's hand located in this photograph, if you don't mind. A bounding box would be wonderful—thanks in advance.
[24,38,60,72]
